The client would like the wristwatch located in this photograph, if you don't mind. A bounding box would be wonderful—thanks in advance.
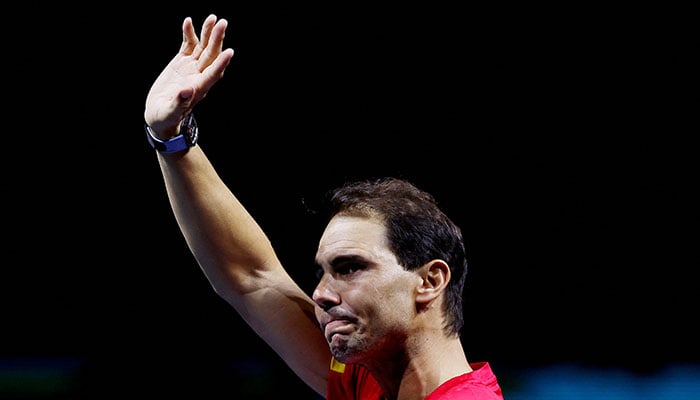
[145,113,199,154]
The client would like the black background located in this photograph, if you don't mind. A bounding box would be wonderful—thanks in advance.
[1,4,696,398]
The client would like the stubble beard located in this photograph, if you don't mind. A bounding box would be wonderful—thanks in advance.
[329,332,366,365]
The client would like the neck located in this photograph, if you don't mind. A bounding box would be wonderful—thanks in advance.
[365,332,472,400]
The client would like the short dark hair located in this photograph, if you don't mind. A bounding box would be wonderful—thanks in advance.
[324,177,467,336]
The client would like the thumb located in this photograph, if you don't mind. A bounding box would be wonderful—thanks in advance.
[180,87,194,101]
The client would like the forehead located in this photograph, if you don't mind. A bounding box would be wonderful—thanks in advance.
[315,214,391,265]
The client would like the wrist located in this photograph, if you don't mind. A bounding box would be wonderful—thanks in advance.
[145,113,199,154]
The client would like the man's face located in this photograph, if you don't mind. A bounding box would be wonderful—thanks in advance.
[313,214,421,363]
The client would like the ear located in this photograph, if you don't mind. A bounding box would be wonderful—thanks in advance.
[416,259,451,305]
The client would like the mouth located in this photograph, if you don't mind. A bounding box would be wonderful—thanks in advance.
[324,319,354,342]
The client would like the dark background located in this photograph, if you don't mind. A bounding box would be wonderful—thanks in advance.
[1,4,696,398]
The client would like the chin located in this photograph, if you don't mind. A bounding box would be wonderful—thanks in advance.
[331,341,366,365]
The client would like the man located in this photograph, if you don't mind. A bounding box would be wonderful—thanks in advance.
[144,14,504,399]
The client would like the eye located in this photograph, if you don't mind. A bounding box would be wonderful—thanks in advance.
[335,262,364,276]
[314,266,324,280]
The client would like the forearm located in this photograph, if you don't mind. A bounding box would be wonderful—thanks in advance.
[156,146,277,298]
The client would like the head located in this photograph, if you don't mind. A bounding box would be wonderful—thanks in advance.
[312,177,468,363]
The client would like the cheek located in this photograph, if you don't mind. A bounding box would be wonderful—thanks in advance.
[356,276,416,319]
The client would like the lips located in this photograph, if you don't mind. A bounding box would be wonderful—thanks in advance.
[318,305,357,336]
[320,313,356,343]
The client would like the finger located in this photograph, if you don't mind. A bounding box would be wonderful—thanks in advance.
[180,17,198,55]
[199,18,229,70]
[199,48,235,95]
[198,14,217,51]
[192,14,218,60]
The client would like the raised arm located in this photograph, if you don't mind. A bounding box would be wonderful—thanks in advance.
[143,14,330,396]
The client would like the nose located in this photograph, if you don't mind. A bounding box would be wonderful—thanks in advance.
[312,273,340,310]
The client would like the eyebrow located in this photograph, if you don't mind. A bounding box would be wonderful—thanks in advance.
[317,254,369,269]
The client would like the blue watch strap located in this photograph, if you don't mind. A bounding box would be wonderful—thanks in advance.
[145,113,198,154]
[145,126,190,153]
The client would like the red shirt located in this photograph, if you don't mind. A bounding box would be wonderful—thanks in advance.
[327,358,504,399]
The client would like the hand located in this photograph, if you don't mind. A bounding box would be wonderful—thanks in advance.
[144,14,234,138]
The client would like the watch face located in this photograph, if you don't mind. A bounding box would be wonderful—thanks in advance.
[181,113,199,146]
